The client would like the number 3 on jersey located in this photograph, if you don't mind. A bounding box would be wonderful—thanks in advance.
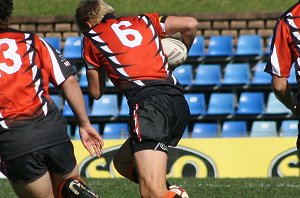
[111,21,142,48]
[0,39,22,77]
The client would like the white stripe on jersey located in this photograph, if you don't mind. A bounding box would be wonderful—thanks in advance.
[270,45,281,76]
[90,29,146,86]
[40,38,66,85]
[141,16,170,76]
[0,113,8,129]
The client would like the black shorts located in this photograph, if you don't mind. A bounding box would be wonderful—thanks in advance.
[1,141,77,183]
[129,94,190,154]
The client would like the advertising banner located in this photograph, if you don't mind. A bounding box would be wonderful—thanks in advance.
[73,137,300,178]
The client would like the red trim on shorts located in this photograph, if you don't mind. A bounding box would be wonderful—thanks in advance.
[133,104,142,142]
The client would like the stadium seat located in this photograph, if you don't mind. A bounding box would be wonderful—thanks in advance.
[78,67,88,88]
[119,96,130,116]
[222,63,251,85]
[182,127,190,138]
[250,121,277,137]
[63,94,90,116]
[206,93,236,115]
[173,64,193,85]
[103,123,129,139]
[188,36,205,58]
[194,64,221,86]
[235,34,263,57]
[221,121,248,138]
[184,93,206,115]
[280,120,298,137]
[62,100,74,116]
[206,35,233,57]
[236,92,265,115]
[265,92,291,115]
[289,66,297,85]
[191,123,218,138]
[50,94,62,111]
[264,36,272,56]
[63,36,82,60]
[91,94,119,116]
[43,36,61,52]
[251,62,272,85]
[106,78,115,87]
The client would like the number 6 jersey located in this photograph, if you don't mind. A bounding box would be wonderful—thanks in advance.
[82,13,184,104]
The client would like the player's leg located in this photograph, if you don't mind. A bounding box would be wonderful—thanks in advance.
[46,141,100,198]
[113,138,173,186]
[133,149,170,198]
[11,171,54,198]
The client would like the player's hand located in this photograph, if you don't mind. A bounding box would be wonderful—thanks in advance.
[79,125,104,157]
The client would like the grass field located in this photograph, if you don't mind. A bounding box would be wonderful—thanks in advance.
[13,0,298,16]
[1,177,300,197]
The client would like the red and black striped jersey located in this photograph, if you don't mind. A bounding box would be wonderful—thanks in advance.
[0,29,75,128]
[265,2,300,78]
[82,13,183,100]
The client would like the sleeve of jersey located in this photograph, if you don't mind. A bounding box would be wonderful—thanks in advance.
[145,13,167,37]
[39,36,76,87]
[82,38,101,70]
[265,19,294,77]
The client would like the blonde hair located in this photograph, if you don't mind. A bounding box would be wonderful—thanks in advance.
[76,0,115,33]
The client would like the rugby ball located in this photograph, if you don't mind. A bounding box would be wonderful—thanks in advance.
[161,37,188,67]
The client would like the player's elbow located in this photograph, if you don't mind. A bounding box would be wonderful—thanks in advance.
[89,88,103,100]
[186,17,198,31]
[271,76,288,93]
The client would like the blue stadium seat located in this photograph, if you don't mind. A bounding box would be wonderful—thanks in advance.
[173,64,193,85]
[188,36,205,58]
[264,36,272,56]
[206,35,233,57]
[103,123,129,139]
[184,93,206,115]
[62,100,74,117]
[265,92,291,115]
[207,93,235,115]
[235,34,263,56]
[289,66,297,85]
[119,96,130,116]
[280,120,298,137]
[191,123,218,138]
[63,94,90,116]
[251,62,272,85]
[182,127,190,138]
[221,121,248,138]
[194,64,221,86]
[250,121,277,137]
[79,67,88,88]
[50,94,62,111]
[222,63,251,85]
[43,36,61,52]
[236,92,265,115]
[91,94,119,116]
[63,36,82,60]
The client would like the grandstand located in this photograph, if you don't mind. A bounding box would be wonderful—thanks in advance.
[9,12,297,141]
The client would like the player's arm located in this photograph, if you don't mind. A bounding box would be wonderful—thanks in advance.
[61,75,104,156]
[86,68,106,100]
[164,16,198,51]
[271,75,297,114]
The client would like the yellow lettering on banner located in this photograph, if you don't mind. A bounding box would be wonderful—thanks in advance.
[84,158,110,178]
[168,155,208,178]
[277,155,299,177]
